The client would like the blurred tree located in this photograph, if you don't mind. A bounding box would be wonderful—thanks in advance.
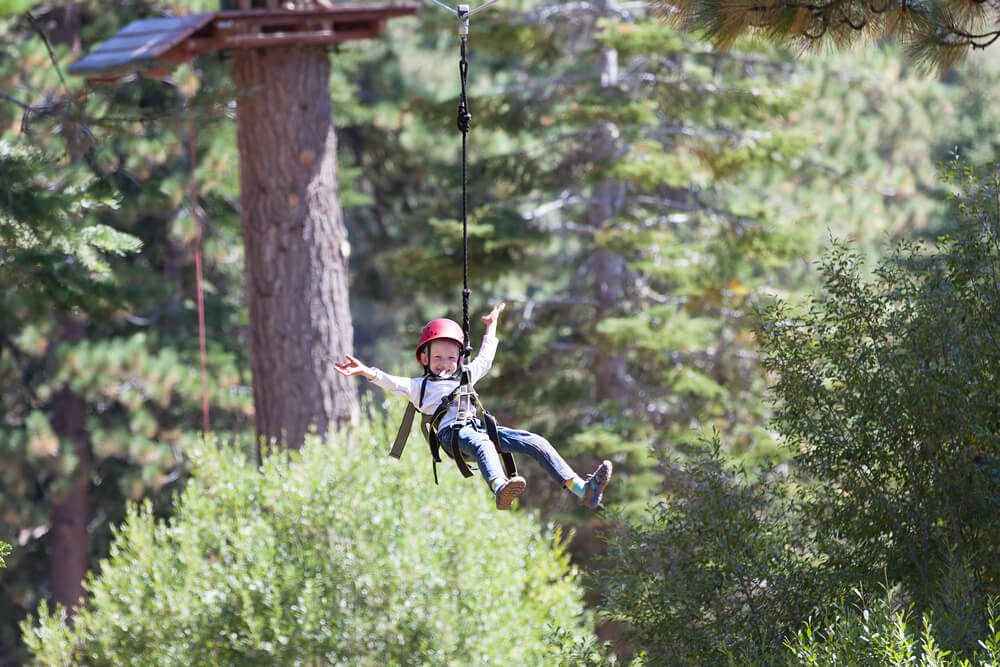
[459,11,816,515]
[336,4,820,517]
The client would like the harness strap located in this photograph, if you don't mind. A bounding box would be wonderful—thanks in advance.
[389,377,430,459]
[421,414,441,484]
[389,404,416,459]
[428,384,473,481]
[448,421,475,479]
[483,410,517,478]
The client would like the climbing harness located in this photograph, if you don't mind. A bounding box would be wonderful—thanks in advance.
[390,374,515,484]
[389,0,516,485]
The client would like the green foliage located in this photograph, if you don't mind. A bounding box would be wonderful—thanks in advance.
[335,3,1000,526]
[664,0,1000,70]
[586,164,1000,663]
[788,589,1000,667]
[0,0,32,16]
[0,142,136,311]
[596,436,820,665]
[24,415,594,665]
[548,626,619,666]
[0,542,9,568]
[750,46,979,258]
[1,2,254,657]
[758,162,1000,652]
[0,330,252,542]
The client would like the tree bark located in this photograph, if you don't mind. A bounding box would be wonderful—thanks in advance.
[590,39,628,403]
[233,46,358,449]
[48,320,89,616]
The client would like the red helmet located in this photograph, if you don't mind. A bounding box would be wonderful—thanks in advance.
[415,318,464,362]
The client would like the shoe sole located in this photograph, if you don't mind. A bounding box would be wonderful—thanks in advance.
[586,461,613,509]
[495,476,527,510]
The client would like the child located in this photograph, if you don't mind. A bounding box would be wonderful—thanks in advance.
[334,303,612,511]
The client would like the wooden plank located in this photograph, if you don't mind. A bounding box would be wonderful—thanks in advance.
[217,5,418,24]
[194,26,382,50]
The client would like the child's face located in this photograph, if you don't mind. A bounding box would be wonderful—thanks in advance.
[419,340,461,377]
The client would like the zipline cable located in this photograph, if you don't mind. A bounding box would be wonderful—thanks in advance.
[429,0,500,362]
[458,19,472,361]
[389,1,519,487]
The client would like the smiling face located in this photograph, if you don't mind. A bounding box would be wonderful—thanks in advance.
[418,339,461,377]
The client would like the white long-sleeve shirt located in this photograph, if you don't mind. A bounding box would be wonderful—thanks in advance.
[370,334,498,431]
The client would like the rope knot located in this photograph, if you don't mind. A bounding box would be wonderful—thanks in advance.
[457,104,472,133]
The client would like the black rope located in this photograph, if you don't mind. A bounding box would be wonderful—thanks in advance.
[457,28,473,363]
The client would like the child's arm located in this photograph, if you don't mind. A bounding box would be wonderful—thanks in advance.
[481,302,505,338]
[334,354,415,402]
[334,353,376,381]
[468,302,506,383]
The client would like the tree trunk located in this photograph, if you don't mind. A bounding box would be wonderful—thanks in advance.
[590,40,628,403]
[233,46,358,449]
[48,320,89,616]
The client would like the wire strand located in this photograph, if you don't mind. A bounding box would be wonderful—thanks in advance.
[188,119,211,434]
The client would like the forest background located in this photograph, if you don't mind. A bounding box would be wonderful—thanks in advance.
[1,0,999,664]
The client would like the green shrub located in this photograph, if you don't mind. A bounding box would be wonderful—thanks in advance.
[23,415,593,665]
[758,162,1000,649]
[788,588,1000,667]
[596,437,820,666]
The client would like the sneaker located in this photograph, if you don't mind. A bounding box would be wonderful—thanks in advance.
[495,476,527,511]
[582,460,612,509]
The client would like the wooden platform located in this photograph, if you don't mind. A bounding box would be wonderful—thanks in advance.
[69,4,419,79]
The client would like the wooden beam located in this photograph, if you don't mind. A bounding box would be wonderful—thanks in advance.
[184,27,382,53]
[216,5,417,24]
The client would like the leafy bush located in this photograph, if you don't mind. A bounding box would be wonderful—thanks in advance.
[588,165,1000,664]
[757,162,1000,649]
[596,437,820,666]
[788,588,1000,667]
[23,415,593,665]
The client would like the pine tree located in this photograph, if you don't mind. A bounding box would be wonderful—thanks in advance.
[1,1,251,656]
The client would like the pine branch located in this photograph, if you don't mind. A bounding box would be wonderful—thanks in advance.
[522,190,590,220]
[0,91,30,111]
[663,0,1000,69]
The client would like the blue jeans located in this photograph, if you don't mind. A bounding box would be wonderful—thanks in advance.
[437,419,576,486]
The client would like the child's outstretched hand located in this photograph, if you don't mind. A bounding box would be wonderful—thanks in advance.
[482,302,506,337]
[334,354,375,381]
